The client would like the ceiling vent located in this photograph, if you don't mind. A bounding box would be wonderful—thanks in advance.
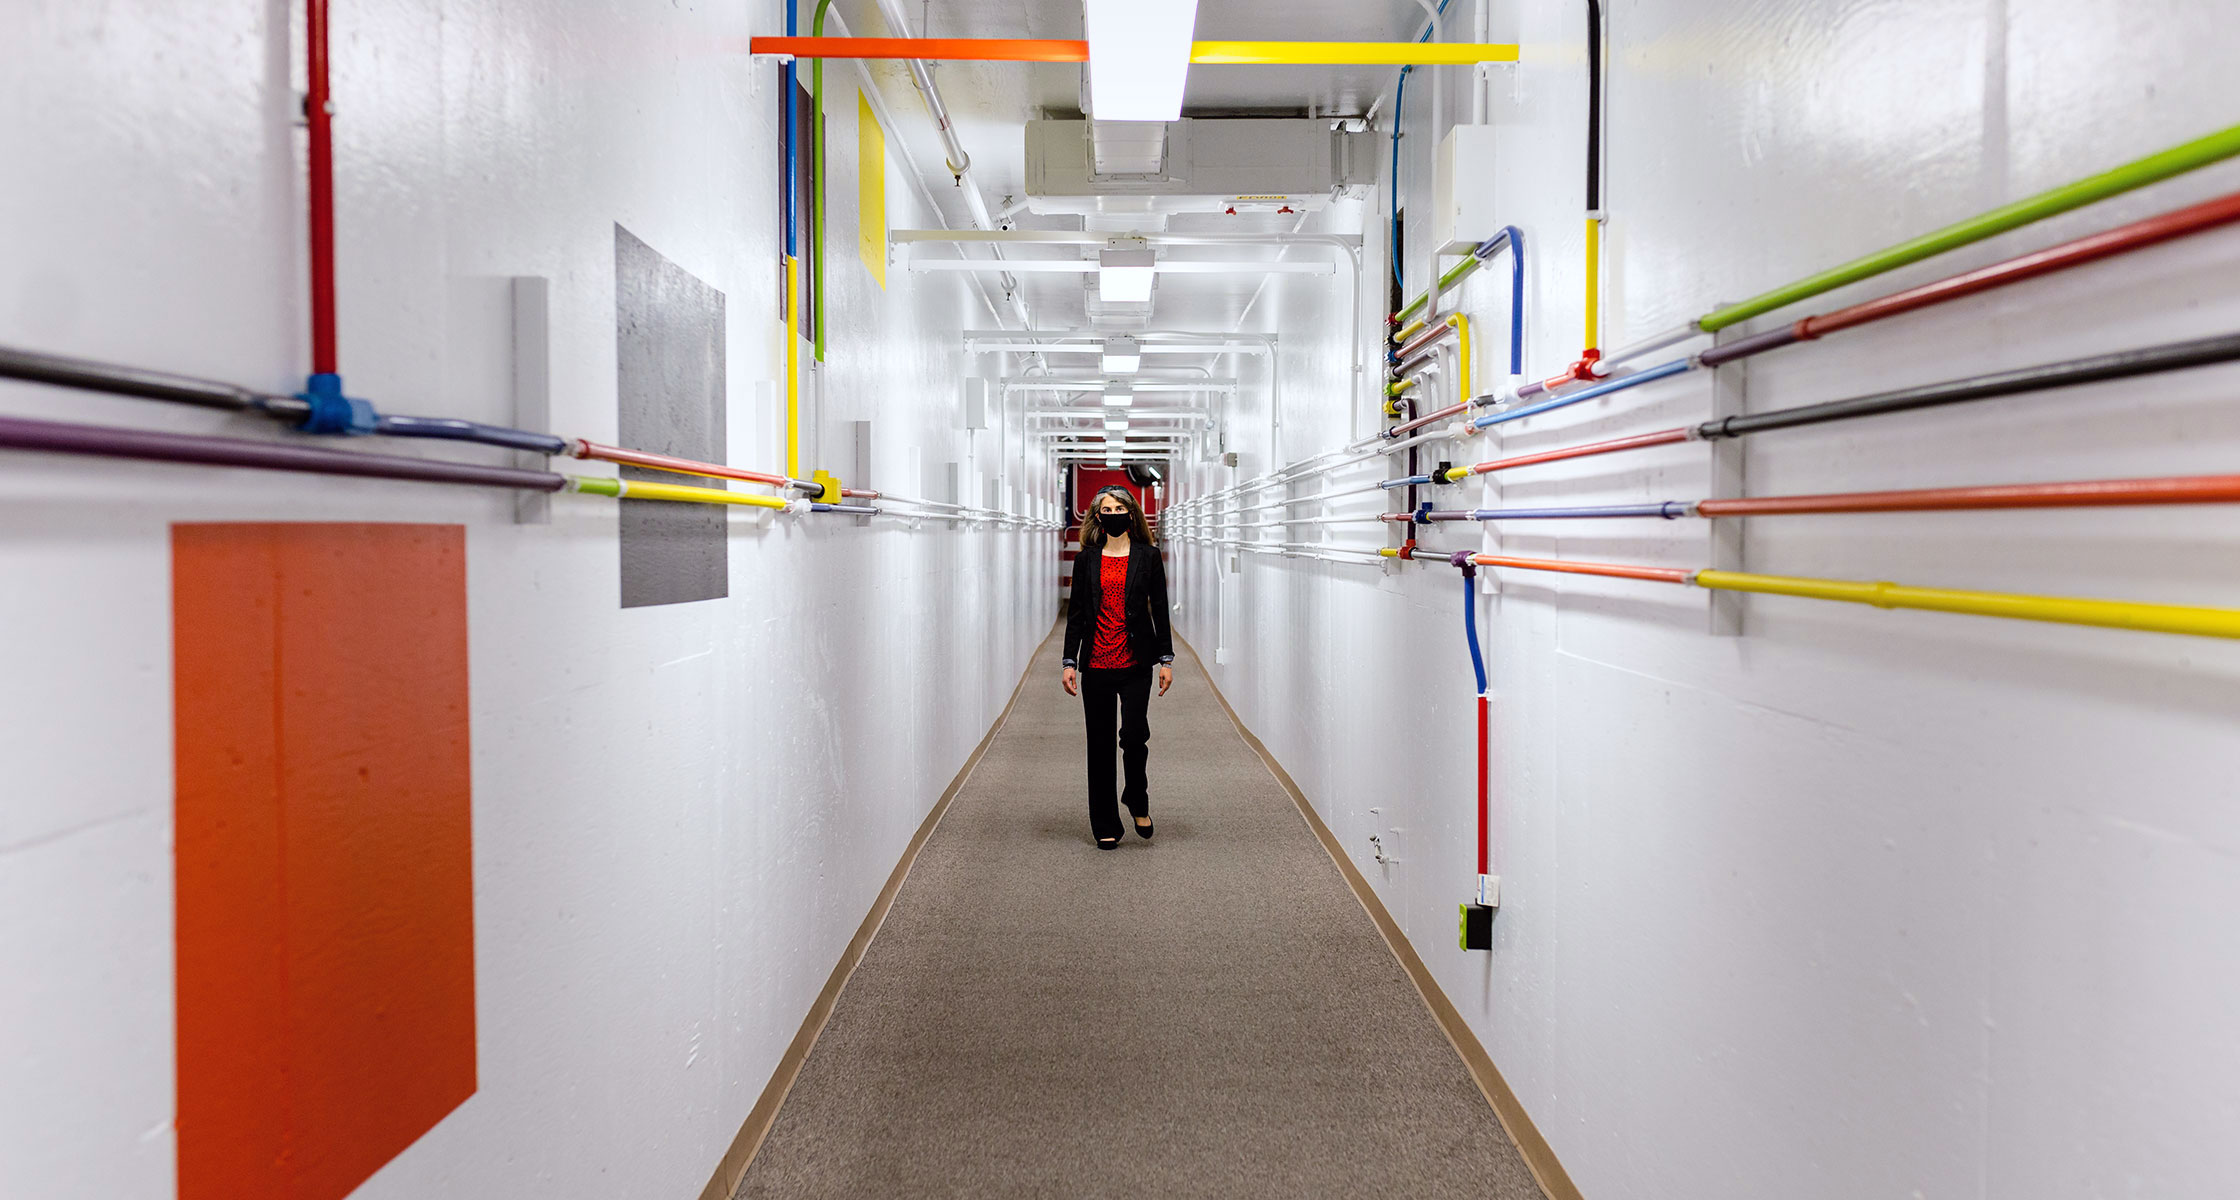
[1025,118,1376,217]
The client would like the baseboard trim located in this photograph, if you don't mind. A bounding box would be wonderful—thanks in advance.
[696,626,1054,1200]
[1179,637,1586,1200]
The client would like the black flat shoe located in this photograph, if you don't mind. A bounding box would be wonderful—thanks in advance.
[1096,835,1120,851]
[1133,815,1154,840]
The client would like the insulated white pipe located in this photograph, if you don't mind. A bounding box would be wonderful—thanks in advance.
[863,0,1031,328]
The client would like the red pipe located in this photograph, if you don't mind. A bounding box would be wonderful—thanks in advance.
[1799,189,2240,341]
[1695,472,2240,517]
[1475,694,1489,877]
[1460,427,1691,477]
[1469,553,1693,584]
[750,36,1089,62]
[573,441,796,489]
[307,0,337,374]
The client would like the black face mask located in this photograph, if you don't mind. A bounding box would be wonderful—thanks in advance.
[1098,511,1133,537]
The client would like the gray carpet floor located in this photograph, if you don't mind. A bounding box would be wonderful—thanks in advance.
[732,627,1543,1199]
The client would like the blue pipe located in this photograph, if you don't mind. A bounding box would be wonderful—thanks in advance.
[784,2,798,257]
[1475,226,1526,376]
[1382,474,1434,490]
[1473,357,1693,429]
[1460,566,1486,694]
[374,414,569,455]
[1422,500,1694,521]
[1389,0,1457,293]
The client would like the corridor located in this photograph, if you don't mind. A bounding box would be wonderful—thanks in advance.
[731,629,1540,1199]
[8,0,2240,1197]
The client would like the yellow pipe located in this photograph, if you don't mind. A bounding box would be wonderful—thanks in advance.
[1190,41,1520,66]
[1386,377,1420,396]
[1391,319,1427,345]
[1446,313,1473,399]
[566,475,790,510]
[1583,217,1601,351]
[1692,570,2240,641]
[1379,547,1401,558]
[785,255,801,479]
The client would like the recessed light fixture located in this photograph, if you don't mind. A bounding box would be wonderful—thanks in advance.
[1103,383,1134,407]
[1100,335,1142,374]
[1098,246,1156,303]
[1084,0,1200,122]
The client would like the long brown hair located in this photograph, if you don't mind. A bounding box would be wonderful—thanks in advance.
[1080,484,1156,550]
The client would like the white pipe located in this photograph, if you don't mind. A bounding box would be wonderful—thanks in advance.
[1411,0,1444,185]
[1473,0,1492,124]
[861,0,1031,329]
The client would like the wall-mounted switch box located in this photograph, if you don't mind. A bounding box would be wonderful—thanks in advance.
[1432,125,1502,251]
[962,378,990,430]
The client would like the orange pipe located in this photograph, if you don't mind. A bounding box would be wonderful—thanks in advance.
[752,36,1088,61]
[1694,473,2240,517]
[1469,553,1693,584]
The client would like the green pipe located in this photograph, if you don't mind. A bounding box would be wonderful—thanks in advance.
[1699,121,2240,332]
[1393,255,1483,324]
[808,0,840,363]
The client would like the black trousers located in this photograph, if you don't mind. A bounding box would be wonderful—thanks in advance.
[1079,664,1153,840]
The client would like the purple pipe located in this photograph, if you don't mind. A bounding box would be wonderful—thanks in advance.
[0,414,567,491]
[1696,324,1802,368]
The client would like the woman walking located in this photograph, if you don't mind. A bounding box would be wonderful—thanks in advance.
[1062,485,1175,849]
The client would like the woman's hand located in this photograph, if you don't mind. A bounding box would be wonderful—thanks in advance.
[1157,664,1173,696]
[1062,666,1079,696]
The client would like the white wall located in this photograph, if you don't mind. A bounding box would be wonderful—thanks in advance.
[0,1,1052,1197]
[1172,1,2240,1197]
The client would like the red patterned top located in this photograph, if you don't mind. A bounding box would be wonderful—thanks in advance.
[1087,553,1134,669]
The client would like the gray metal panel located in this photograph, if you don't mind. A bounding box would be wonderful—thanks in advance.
[511,276,552,526]
[615,225,728,609]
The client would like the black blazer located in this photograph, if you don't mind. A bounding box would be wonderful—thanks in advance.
[1063,540,1176,669]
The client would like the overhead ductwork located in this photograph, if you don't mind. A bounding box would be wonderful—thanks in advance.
[1024,118,1377,217]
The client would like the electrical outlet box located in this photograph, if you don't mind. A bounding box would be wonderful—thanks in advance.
[1459,902,1495,951]
[1214,647,1230,665]
[1432,125,1502,250]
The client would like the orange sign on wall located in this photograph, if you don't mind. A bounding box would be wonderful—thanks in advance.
[173,523,477,1200]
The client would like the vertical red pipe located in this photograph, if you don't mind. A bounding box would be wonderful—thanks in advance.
[306,0,337,375]
[1476,693,1489,877]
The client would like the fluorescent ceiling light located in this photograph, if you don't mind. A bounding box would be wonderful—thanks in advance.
[1098,247,1156,303]
[1101,336,1142,374]
[1104,414,1129,430]
[1084,0,1198,121]
[1103,383,1134,407]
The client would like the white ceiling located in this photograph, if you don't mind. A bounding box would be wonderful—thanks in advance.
[835,0,1429,338]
